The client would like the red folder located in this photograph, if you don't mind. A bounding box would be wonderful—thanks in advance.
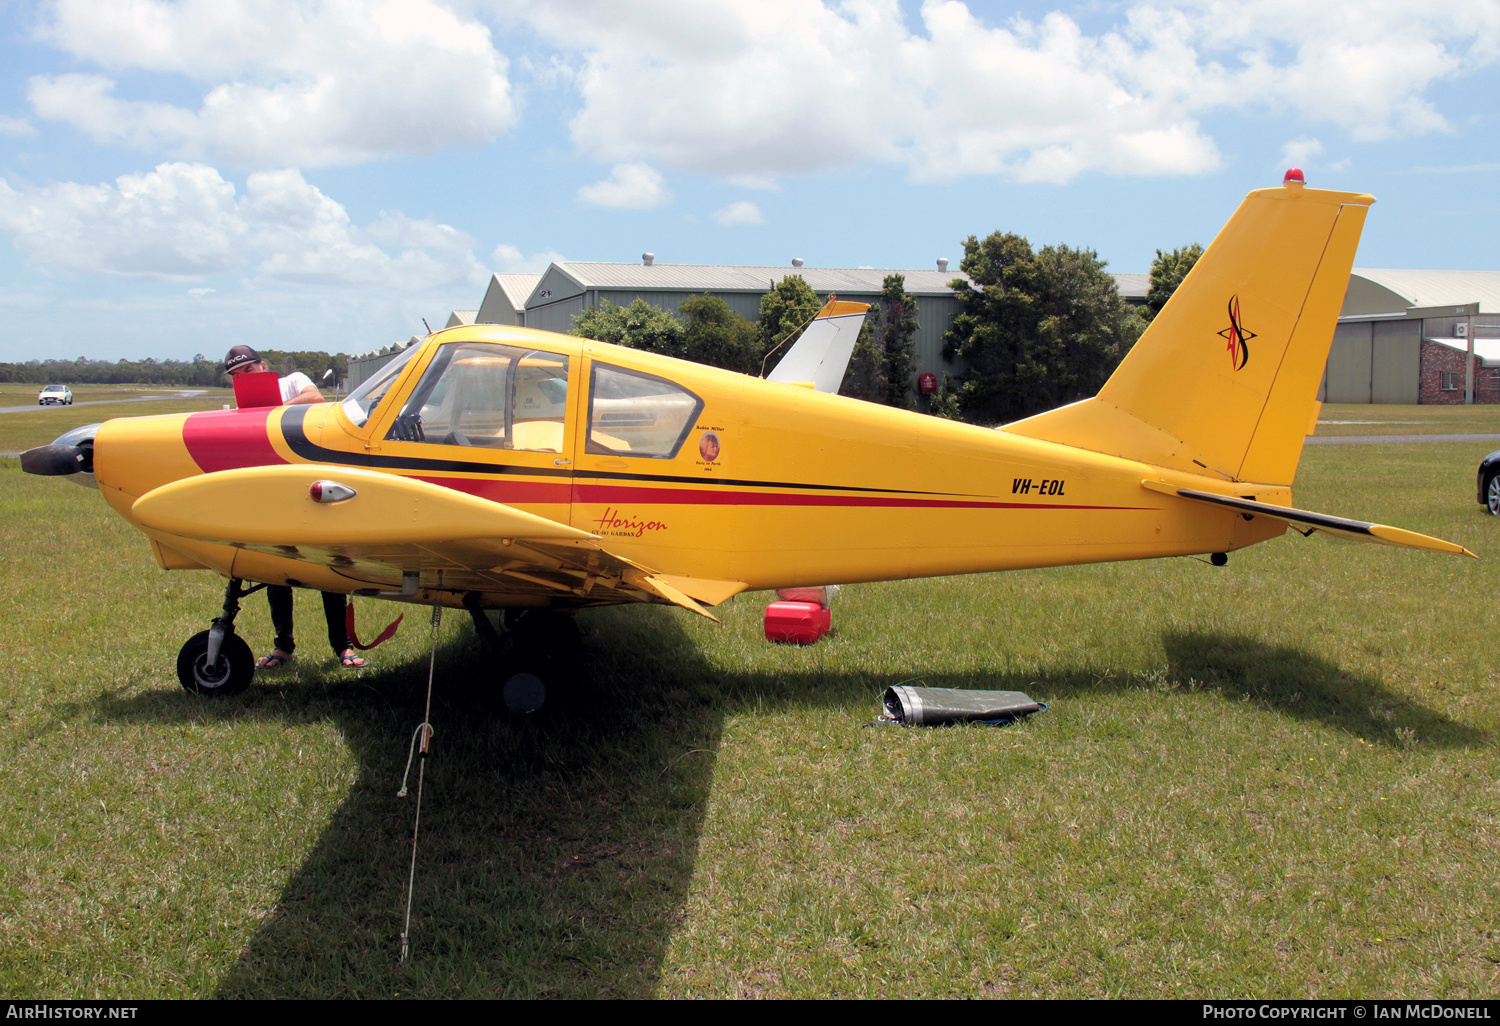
[233,370,282,409]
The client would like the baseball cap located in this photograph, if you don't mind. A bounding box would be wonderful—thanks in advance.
[223,345,262,374]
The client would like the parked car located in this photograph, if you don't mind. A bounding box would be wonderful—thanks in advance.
[37,384,72,406]
[1478,451,1500,514]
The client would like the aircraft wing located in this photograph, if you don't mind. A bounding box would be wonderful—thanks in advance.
[131,464,748,619]
[1143,481,1476,557]
[766,298,870,393]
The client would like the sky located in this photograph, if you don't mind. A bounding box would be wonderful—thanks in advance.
[0,0,1498,364]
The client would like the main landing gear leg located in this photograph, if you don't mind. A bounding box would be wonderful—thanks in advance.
[176,577,263,696]
[462,594,581,715]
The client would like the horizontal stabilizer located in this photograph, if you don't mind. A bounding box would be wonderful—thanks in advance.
[1152,484,1475,557]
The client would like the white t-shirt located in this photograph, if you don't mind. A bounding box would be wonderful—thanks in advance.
[278,371,315,403]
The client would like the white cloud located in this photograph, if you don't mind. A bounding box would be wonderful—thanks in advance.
[509,0,1500,184]
[727,174,779,190]
[576,162,671,208]
[13,0,1498,189]
[491,243,565,272]
[0,115,36,137]
[1276,137,1352,176]
[0,162,245,278]
[28,0,516,167]
[1280,137,1324,169]
[713,200,763,225]
[0,162,487,291]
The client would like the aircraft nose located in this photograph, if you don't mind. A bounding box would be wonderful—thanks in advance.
[20,423,101,488]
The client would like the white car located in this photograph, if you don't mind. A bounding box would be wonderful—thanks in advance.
[38,384,73,406]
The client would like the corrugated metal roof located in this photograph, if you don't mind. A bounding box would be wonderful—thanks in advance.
[1113,273,1149,299]
[1352,269,1500,313]
[546,261,971,296]
[491,272,543,306]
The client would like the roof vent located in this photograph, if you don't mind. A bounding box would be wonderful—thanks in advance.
[937,257,949,272]
[791,257,804,268]
[642,253,654,266]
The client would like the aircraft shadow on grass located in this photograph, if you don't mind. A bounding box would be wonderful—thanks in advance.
[86,611,1485,998]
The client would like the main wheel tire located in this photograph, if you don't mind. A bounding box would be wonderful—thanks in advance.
[1487,475,1500,516]
[501,611,583,714]
[501,671,546,714]
[176,630,255,696]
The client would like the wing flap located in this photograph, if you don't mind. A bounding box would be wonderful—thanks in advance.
[1143,480,1475,557]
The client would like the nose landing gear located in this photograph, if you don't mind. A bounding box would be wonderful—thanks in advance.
[176,577,264,696]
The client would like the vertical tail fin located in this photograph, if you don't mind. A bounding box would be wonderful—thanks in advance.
[1004,180,1373,486]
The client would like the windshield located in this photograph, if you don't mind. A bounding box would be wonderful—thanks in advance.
[385,343,570,451]
[341,344,423,427]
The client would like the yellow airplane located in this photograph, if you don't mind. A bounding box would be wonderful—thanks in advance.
[22,171,1472,706]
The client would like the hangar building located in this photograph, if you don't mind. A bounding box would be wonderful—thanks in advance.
[470,259,1150,386]
[1328,270,1500,404]
[359,260,1500,408]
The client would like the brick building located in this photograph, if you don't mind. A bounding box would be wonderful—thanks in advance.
[1417,337,1500,404]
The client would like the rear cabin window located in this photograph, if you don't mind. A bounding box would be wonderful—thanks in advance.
[587,364,703,459]
[385,342,570,451]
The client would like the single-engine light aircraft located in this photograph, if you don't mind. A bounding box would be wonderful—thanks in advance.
[23,172,1473,704]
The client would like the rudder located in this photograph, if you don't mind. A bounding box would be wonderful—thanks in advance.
[1004,180,1373,486]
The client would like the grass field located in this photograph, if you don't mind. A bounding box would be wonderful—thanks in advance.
[0,385,234,455]
[0,404,1497,998]
[1315,403,1500,437]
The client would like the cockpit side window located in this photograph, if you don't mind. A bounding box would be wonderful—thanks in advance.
[586,364,703,459]
[385,342,570,452]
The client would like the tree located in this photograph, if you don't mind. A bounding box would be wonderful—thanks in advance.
[678,294,763,374]
[571,298,686,357]
[843,274,919,407]
[942,232,1141,423]
[1145,243,1204,320]
[757,275,823,375]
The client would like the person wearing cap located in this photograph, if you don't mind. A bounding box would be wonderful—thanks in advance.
[222,345,368,669]
[223,345,324,405]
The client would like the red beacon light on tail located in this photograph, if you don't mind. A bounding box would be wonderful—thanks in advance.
[1284,168,1305,185]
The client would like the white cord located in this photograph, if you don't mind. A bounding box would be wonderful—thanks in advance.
[399,594,443,963]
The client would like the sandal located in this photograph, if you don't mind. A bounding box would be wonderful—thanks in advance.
[339,651,368,669]
[256,651,292,669]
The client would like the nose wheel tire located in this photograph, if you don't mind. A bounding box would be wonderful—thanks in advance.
[177,630,255,696]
